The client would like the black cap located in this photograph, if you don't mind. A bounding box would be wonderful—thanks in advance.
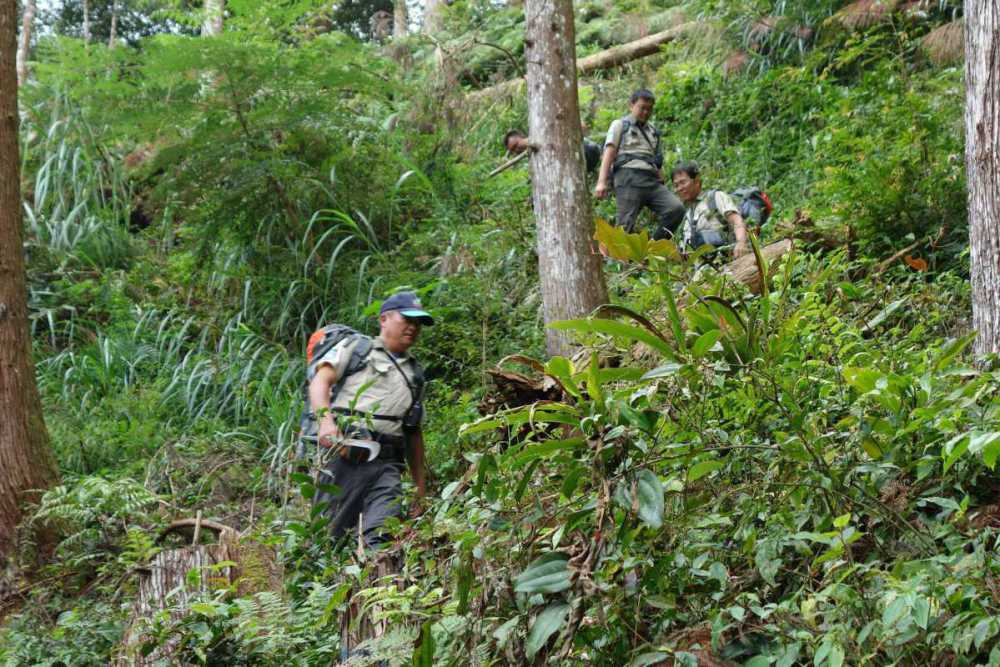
[379,292,434,325]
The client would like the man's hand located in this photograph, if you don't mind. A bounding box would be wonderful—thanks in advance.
[594,180,610,199]
[317,413,342,449]
[733,240,750,259]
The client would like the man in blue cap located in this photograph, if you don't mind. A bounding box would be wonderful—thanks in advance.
[308,292,433,547]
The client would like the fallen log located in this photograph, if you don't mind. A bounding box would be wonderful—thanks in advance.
[467,21,695,104]
[721,238,794,294]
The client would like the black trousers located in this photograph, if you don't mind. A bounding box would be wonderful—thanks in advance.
[615,182,684,240]
[314,456,405,548]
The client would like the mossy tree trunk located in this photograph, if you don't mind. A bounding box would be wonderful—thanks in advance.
[965,0,1000,359]
[0,0,59,557]
[524,0,608,357]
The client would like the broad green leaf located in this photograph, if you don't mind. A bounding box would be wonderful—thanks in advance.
[189,602,219,617]
[585,353,604,404]
[550,318,674,358]
[969,431,1000,468]
[843,367,880,394]
[545,356,580,398]
[863,298,907,332]
[525,602,569,660]
[514,553,572,594]
[942,433,970,472]
[511,437,586,467]
[636,469,664,529]
[687,459,724,481]
[692,329,722,357]
[933,332,976,371]
[641,362,683,380]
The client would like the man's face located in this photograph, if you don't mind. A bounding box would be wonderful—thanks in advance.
[672,171,702,204]
[379,310,422,353]
[629,98,654,124]
[506,134,529,154]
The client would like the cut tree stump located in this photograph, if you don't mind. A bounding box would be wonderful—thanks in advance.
[113,518,281,666]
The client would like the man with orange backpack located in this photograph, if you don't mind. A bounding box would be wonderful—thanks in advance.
[302,292,432,547]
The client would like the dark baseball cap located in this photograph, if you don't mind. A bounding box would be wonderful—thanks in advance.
[379,292,434,325]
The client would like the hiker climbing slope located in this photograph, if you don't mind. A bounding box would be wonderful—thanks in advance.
[593,89,684,240]
[307,292,432,547]
[672,160,751,259]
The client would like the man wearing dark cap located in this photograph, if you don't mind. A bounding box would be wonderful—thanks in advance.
[308,292,432,547]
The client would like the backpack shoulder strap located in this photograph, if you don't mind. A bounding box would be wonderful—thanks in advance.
[327,334,373,405]
[706,189,719,214]
[615,116,632,152]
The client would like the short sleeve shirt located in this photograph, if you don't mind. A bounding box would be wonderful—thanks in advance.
[604,115,660,173]
[681,190,739,247]
[312,336,421,438]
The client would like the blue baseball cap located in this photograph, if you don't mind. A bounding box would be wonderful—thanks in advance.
[380,292,434,325]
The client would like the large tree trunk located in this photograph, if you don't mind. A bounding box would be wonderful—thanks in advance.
[422,0,444,34]
[468,21,692,103]
[202,0,224,36]
[393,0,408,38]
[524,0,608,357]
[16,0,34,87]
[0,0,59,557]
[965,0,1000,359]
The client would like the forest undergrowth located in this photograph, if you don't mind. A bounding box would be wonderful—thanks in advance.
[4,0,999,665]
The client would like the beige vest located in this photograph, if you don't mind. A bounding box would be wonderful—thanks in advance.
[605,115,660,172]
[314,336,421,437]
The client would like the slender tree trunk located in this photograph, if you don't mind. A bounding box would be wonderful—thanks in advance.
[965,0,1000,359]
[393,0,408,39]
[0,0,59,557]
[524,0,608,357]
[202,0,224,37]
[16,0,35,86]
[107,0,118,48]
[422,0,444,34]
[82,0,91,43]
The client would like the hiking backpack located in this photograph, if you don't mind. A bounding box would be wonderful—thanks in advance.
[296,324,373,457]
[707,187,774,230]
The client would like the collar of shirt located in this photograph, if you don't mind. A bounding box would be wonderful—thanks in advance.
[373,336,410,362]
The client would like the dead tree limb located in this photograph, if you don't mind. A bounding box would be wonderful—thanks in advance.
[872,226,946,276]
[467,21,695,103]
[488,149,530,177]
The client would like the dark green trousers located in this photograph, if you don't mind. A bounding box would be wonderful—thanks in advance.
[615,182,684,240]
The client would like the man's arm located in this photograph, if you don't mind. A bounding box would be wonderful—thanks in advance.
[406,428,427,517]
[726,211,750,258]
[594,144,617,199]
[309,364,342,447]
